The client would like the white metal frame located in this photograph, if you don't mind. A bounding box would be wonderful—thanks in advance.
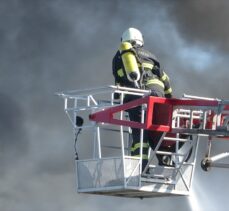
[57,86,229,198]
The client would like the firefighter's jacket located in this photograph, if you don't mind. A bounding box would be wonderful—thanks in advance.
[112,45,172,98]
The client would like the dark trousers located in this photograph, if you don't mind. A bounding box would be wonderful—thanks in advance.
[126,86,164,171]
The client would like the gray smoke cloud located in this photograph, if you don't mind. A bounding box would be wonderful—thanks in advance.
[160,0,229,99]
[0,93,28,173]
[162,0,229,53]
[1,0,229,210]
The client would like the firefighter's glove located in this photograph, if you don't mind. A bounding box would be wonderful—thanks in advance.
[129,72,138,81]
[165,93,173,98]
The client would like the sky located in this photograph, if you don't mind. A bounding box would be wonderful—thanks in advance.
[1,0,229,210]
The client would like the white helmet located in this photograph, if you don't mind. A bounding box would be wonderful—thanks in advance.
[121,27,144,46]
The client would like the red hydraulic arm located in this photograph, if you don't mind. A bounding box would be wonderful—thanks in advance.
[89,96,225,134]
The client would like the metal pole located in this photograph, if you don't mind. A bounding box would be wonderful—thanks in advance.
[120,110,126,187]
[119,91,126,187]
[189,135,199,189]
[139,105,145,186]
[140,105,145,172]
[183,94,218,101]
[96,126,101,158]
[211,152,229,162]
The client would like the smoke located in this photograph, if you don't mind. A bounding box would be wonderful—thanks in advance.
[0,93,28,174]
[1,0,229,210]
[159,0,229,99]
[161,0,229,53]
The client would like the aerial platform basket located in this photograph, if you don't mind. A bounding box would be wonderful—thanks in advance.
[57,85,229,198]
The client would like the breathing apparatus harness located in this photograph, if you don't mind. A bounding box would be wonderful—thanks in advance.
[128,46,159,90]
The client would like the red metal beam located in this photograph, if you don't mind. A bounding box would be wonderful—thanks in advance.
[89,96,220,132]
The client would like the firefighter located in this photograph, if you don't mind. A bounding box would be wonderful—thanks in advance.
[112,27,173,172]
